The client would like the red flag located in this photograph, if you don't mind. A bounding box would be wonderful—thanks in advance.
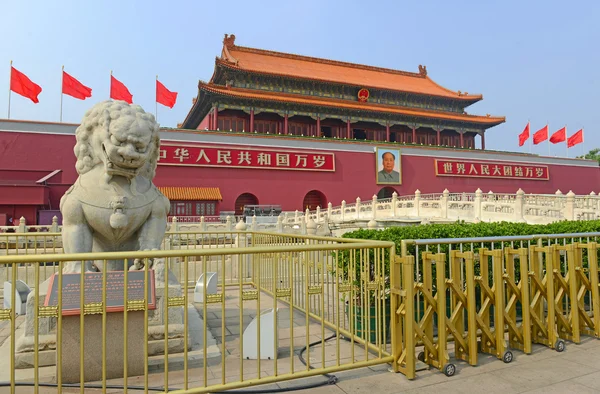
[156,79,178,108]
[110,75,133,104]
[533,125,548,145]
[62,71,92,100]
[549,127,566,144]
[10,66,42,103]
[518,122,530,146]
[567,129,583,148]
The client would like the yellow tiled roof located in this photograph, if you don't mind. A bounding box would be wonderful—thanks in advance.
[158,187,222,201]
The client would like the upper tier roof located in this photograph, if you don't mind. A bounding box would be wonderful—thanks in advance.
[218,34,482,102]
[196,82,504,126]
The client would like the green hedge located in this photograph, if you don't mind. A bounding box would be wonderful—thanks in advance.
[335,220,600,304]
[342,220,600,255]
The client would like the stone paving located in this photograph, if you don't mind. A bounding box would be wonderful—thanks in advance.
[1,286,600,393]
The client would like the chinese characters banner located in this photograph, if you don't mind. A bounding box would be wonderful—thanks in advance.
[435,159,549,180]
[158,144,335,172]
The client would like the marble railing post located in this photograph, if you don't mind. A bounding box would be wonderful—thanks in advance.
[51,216,59,233]
[565,190,575,220]
[305,208,310,223]
[441,189,449,218]
[391,192,398,217]
[327,202,333,219]
[474,188,482,220]
[316,206,321,223]
[171,216,179,232]
[234,219,248,279]
[226,216,232,231]
[341,200,346,221]
[372,194,377,219]
[276,215,283,232]
[306,219,317,235]
[414,190,421,217]
[514,189,526,223]
[251,215,257,231]
[17,217,26,233]
[355,197,361,220]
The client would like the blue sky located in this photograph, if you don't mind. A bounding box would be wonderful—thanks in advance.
[1,0,598,156]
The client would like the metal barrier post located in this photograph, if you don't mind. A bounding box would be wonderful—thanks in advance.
[390,248,404,373]
[448,250,478,367]
[504,247,532,354]
[588,243,600,338]
[566,243,581,343]
[402,255,416,379]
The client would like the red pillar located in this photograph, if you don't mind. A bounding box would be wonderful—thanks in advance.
[460,132,465,148]
[386,123,390,142]
[436,128,441,146]
[208,113,213,129]
[481,132,486,150]
[249,109,254,133]
[412,127,416,144]
[316,116,321,137]
[213,107,219,130]
[347,119,351,139]
[284,114,288,135]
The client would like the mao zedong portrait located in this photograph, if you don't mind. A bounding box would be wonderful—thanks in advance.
[377,150,400,184]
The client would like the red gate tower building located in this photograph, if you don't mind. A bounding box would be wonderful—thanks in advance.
[1,34,598,224]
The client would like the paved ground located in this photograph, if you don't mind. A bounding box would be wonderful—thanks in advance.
[2,285,600,393]
[279,336,600,394]
[7,336,600,393]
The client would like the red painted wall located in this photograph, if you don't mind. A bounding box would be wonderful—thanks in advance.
[0,205,38,226]
[1,130,599,223]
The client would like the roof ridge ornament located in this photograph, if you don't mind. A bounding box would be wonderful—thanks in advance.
[418,64,427,76]
[221,34,239,65]
[223,34,236,48]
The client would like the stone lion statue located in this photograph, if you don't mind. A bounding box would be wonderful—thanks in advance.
[60,100,170,273]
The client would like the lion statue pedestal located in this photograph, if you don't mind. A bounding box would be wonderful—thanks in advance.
[14,100,208,381]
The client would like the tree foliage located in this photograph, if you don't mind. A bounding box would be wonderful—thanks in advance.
[577,148,600,164]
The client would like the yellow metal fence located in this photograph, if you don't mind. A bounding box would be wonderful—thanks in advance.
[0,231,395,393]
[394,233,600,378]
[1,230,600,392]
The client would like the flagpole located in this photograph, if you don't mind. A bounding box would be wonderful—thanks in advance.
[155,75,158,121]
[528,120,531,154]
[547,122,550,157]
[60,65,64,122]
[581,126,585,157]
[566,124,568,158]
[8,60,12,119]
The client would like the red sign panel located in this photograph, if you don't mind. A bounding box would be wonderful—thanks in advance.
[158,144,336,172]
[435,159,549,180]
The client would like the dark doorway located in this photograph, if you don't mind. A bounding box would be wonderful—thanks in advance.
[353,129,367,140]
[377,187,397,200]
[321,126,332,138]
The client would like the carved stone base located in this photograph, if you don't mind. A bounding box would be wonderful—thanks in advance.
[15,262,207,371]
[60,311,145,384]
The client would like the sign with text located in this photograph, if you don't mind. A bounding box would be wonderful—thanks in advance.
[435,159,550,180]
[158,144,335,172]
[44,270,156,316]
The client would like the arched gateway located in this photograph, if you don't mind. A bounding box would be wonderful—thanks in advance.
[302,190,327,211]
[235,193,258,215]
[377,187,397,199]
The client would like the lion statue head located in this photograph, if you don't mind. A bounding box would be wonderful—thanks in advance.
[73,100,161,180]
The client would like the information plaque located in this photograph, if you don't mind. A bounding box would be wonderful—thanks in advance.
[44,270,156,315]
